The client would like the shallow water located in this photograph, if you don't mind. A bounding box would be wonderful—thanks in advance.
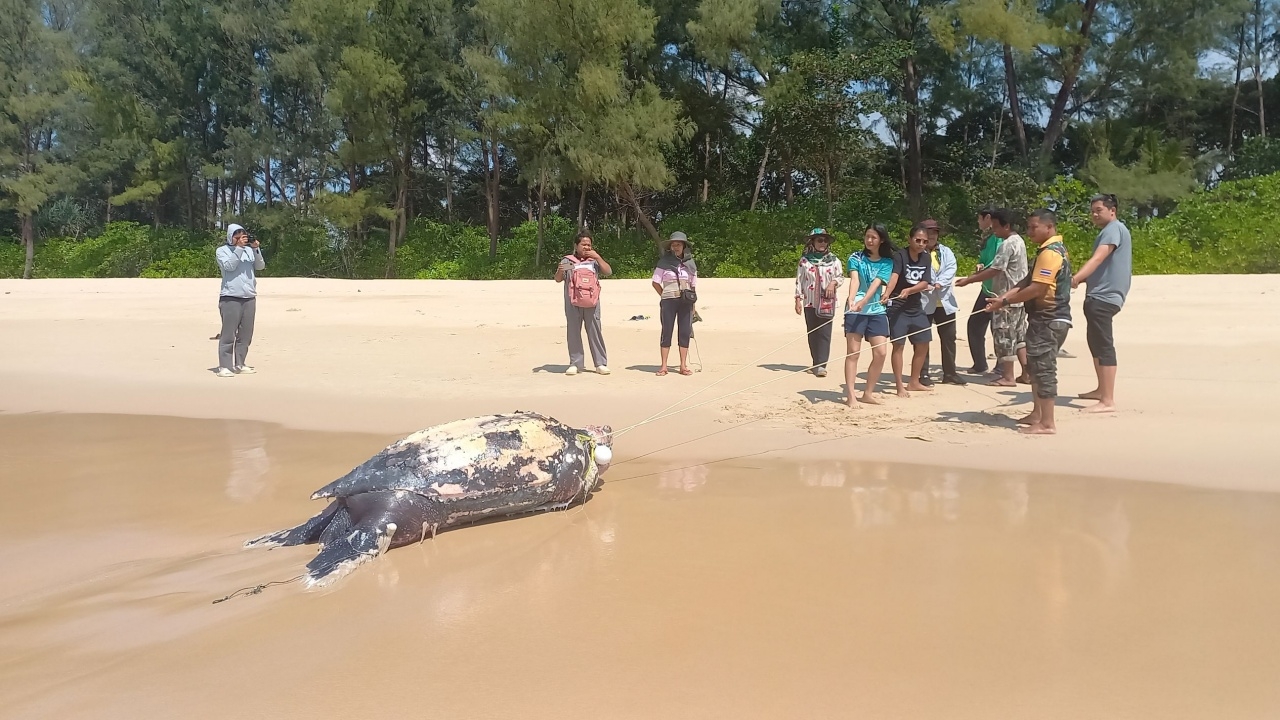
[1,412,1278,719]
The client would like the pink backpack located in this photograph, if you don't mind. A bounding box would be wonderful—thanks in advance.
[565,256,601,308]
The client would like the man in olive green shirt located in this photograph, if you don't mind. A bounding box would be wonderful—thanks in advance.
[966,207,1000,373]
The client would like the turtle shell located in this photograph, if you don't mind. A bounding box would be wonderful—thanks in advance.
[310,411,593,502]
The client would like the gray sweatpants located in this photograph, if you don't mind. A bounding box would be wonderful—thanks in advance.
[565,299,607,369]
[218,296,257,369]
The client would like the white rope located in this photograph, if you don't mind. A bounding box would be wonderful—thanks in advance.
[604,377,1018,486]
[616,306,974,435]
[617,299,842,437]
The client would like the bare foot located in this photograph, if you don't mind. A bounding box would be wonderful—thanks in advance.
[1078,389,1102,400]
[988,377,1017,387]
[844,396,859,408]
[896,389,910,399]
[656,367,668,376]
[1016,373,1032,385]
[906,382,933,392]
[1017,413,1040,426]
[1019,424,1057,435]
[859,394,883,405]
[1081,402,1115,414]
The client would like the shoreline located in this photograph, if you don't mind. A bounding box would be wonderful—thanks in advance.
[3,275,1277,493]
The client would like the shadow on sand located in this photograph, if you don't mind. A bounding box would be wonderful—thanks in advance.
[759,363,810,373]
[798,389,847,405]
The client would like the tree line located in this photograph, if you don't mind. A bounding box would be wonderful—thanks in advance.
[5,0,1280,280]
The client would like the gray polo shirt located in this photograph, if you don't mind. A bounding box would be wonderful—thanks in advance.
[1086,220,1132,308]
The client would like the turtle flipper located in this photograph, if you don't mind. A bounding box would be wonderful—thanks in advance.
[302,522,397,589]
[244,501,343,549]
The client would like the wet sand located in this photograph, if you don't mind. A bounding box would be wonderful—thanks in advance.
[3,413,1279,719]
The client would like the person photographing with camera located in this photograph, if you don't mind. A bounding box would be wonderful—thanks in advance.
[215,223,265,378]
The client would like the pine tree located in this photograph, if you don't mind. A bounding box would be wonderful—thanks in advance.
[0,0,83,278]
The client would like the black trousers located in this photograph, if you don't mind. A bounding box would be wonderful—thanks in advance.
[659,297,693,348]
[1084,297,1121,366]
[919,306,959,380]
[803,307,834,369]
[967,289,994,372]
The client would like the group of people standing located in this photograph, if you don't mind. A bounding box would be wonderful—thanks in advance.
[793,194,1132,434]
[552,195,1130,436]
[211,197,1127,436]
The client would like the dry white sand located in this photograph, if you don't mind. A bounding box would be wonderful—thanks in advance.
[2,274,1276,492]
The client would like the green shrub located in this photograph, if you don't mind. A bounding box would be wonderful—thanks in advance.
[10,172,1280,280]
[141,246,221,278]
[0,239,24,278]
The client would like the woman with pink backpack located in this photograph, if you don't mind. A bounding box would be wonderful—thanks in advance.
[555,232,612,376]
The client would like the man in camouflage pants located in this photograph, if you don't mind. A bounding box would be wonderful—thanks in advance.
[956,208,1028,387]
[985,209,1072,434]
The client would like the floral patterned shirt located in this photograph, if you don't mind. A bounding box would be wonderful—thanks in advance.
[795,253,845,309]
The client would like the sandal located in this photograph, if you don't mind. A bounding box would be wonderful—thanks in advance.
[679,367,693,376]
[656,368,669,376]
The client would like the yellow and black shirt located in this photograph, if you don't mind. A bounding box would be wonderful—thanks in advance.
[1027,235,1072,325]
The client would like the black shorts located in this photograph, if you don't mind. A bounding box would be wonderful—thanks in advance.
[888,307,931,346]
[1084,297,1121,366]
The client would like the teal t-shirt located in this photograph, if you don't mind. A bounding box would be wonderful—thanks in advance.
[978,234,999,294]
[847,251,894,315]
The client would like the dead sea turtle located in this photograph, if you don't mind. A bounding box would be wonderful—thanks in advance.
[244,411,613,588]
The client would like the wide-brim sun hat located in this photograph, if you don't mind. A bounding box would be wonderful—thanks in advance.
[660,231,691,254]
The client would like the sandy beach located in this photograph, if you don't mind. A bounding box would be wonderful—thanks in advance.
[2,274,1277,490]
[3,275,1280,719]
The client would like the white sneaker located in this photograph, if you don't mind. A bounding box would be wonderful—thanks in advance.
[815,367,828,378]
[216,367,235,378]
[565,366,579,376]
[235,365,256,375]
[596,365,610,375]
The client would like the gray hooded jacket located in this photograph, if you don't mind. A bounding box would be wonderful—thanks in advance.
[216,223,265,298]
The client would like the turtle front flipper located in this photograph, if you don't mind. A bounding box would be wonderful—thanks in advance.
[301,490,443,588]
[303,521,398,589]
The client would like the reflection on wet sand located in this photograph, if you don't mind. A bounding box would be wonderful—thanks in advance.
[2,413,1279,720]
[224,420,271,503]
[657,463,709,492]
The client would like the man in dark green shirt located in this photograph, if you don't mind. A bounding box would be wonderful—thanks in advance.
[966,207,1000,373]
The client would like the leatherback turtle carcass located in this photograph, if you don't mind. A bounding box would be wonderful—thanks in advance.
[245,411,612,587]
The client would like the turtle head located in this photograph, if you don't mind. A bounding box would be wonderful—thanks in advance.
[583,424,613,476]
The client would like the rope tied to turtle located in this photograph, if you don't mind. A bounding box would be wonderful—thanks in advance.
[615,310,966,437]
[212,574,306,604]
[615,277,979,438]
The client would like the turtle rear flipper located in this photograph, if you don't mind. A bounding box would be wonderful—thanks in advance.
[303,522,397,589]
[244,501,343,549]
